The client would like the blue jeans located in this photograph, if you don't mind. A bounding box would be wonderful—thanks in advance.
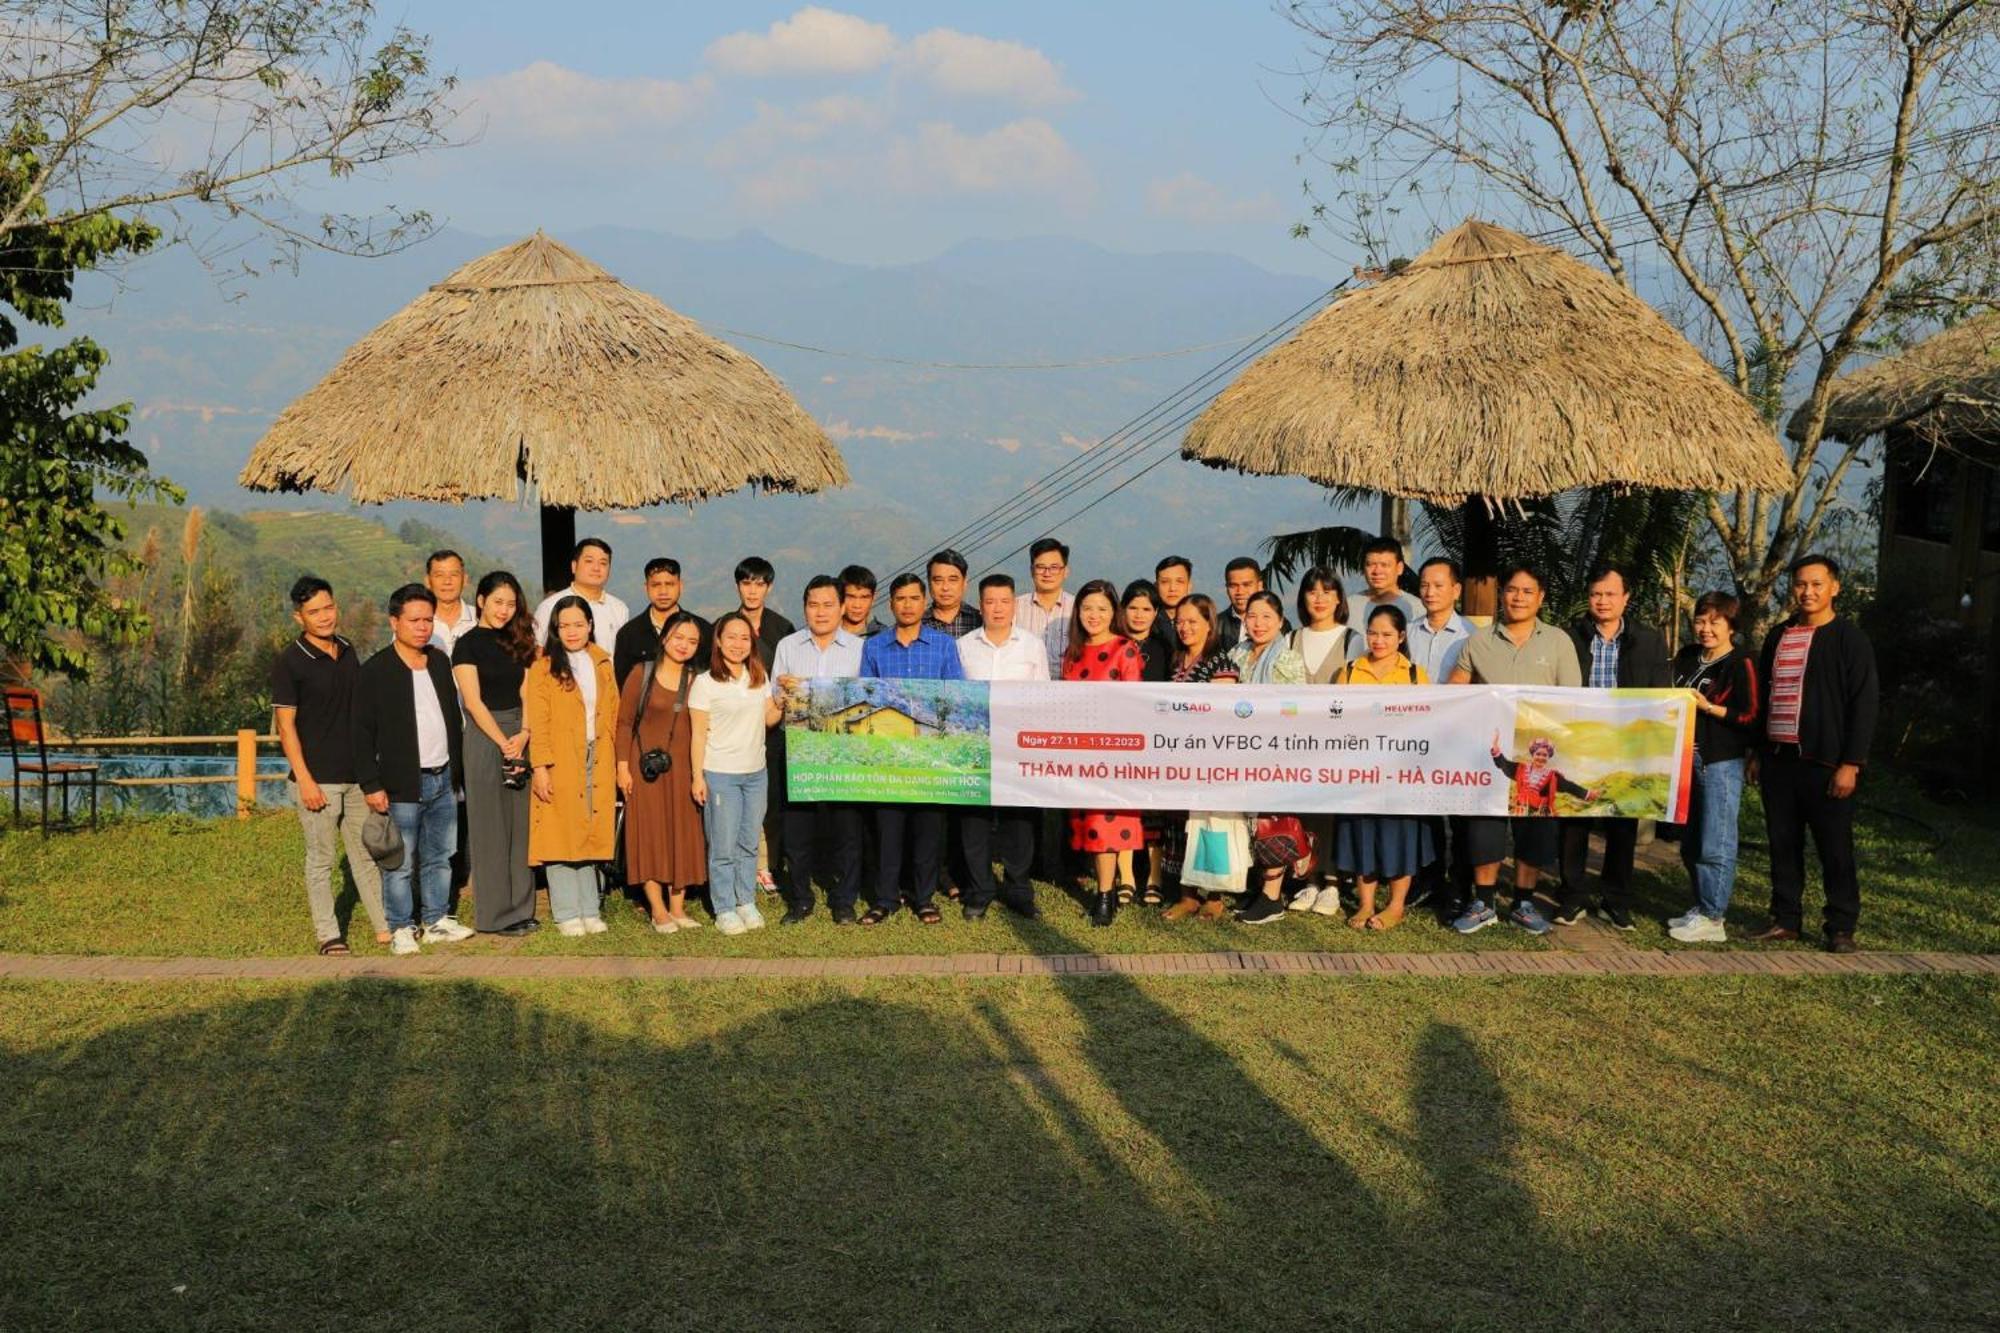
[383,769,457,931]
[1680,753,1745,920]
[545,862,602,924]
[703,769,767,915]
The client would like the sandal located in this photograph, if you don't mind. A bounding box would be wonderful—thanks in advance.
[1347,912,1373,932]
[1115,882,1135,906]
[1140,884,1164,907]
[317,938,350,956]
[859,907,893,927]
[916,904,943,926]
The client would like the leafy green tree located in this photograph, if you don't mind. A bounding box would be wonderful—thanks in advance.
[0,125,175,681]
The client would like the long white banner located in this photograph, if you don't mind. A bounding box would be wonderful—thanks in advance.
[784,680,1695,820]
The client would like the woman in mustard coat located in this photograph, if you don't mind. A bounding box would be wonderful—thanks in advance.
[525,595,620,936]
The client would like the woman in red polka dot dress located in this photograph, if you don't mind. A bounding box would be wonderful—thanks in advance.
[1061,578,1146,928]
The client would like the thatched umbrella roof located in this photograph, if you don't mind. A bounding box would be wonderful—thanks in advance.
[239,232,848,508]
[1789,311,2000,451]
[1181,219,1789,502]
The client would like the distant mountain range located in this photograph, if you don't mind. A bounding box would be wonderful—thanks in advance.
[69,225,1368,613]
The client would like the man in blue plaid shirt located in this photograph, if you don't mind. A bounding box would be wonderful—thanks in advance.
[858,573,965,926]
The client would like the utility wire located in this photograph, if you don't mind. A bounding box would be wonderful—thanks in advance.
[702,326,1286,370]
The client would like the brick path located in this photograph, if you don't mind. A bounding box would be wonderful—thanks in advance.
[2,949,1994,983]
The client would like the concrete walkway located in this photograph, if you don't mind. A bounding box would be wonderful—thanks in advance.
[2,949,1994,983]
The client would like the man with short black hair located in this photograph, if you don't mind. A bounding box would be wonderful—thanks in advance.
[532,537,628,651]
[1751,554,1879,954]
[613,557,712,687]
[839,564,884,637]
[772,575,866,924]
[424,550,477,654]
[858,572,966,925]
[955,572,1047,921]
[1447,565,1582,937]
[1218,556,1287,651]
[1555,563,1671,930]
[730,555,795,668]
[272,576,386,954]
[730,555,798,891]
[1016,536,1074,674]
[353,584,471,956]
[1347,537,1425,628]
[1154,556,1193,618]
[1409,557,1475,912]
[927,548,982,637]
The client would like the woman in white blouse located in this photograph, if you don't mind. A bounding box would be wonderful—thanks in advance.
[689,612,784,936]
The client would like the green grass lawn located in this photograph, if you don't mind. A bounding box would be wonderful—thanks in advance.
[2,973,1994,1330]
[2,772,1992,958]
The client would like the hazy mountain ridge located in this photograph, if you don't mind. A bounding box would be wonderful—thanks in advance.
[70,225,1360,611]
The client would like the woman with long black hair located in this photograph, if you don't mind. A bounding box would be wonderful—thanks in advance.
[451,570,539,935]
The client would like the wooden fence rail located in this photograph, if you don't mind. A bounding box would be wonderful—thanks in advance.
[13,730,285,819]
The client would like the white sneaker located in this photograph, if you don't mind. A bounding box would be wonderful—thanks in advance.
[715,909,747,936]
[1287,883,1320,912]
[739,903,766,930]
[555,919,587,938]
[652,918,679,935]
[1666,908,1702,930]
[1310,886,1346,917]
[389,926,420,956]
[1669,915,1729,943]
[422,915,472,943]
[582,916,609,935]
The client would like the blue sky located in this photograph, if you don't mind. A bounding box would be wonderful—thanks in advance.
[376,2,1340,276]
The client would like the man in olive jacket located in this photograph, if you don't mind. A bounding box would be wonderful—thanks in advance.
[352,583,470,955]
[1750,554,1879,954]
[1556,564,1673,930]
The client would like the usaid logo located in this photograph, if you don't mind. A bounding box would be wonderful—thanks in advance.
[1155,700,1214,714]
[1233,700,1255,718]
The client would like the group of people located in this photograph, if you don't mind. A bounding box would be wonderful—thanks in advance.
[271,534,1878,956]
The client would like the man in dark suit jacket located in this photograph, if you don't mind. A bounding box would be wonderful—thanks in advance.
[1554,564,1673,930]
[353,583,470,955]
[612,556,713,687]
[1749,553,1879,953]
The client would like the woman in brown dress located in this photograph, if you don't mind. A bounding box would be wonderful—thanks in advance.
[615,612,708,932]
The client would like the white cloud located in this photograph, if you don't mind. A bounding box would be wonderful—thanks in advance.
[987,436,1023,452]
[708,94,885,168]
[1146,172,1281,225]
[897,29,1077,107]
[889,119,1086,195]
[824,420,925,442]
[467,61,712,143]
[705,7,896,77]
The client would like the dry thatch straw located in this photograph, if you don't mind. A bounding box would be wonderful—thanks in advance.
[239,232,847,508]
[1791,310,2000,451]
[1182,219,1790,502]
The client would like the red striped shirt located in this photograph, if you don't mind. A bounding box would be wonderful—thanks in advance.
[1766,625,1815,743]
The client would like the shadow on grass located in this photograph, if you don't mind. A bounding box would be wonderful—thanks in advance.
[2,965,1994,1329]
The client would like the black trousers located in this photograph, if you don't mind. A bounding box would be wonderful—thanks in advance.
[1760,747,1860,934]
[1559,818,1639,910]
[1420,816,1472,908]
[874,804,943,913]
[959,807,1035,908]
[784,801,863,914]
[763,730,787,878]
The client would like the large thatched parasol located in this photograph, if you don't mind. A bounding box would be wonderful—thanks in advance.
[1182,218,1788,609]
[240,232,848,592]
[1789,311,2000,453]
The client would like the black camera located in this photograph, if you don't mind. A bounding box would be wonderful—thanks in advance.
[639,748,672,782]
[500,755,530,790]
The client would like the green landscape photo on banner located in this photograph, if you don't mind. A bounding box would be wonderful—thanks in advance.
[783,678,993,805]
[1505,688,1695,821]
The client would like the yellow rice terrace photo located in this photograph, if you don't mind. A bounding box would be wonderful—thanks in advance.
[2,2,1996,1330]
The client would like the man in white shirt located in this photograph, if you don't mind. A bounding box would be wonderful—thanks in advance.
[1406,556,1475,915]
[422,549,478,655]
[1014,536,1075,676]
[955,573,1047,921]
[531,537,628,653]
[1346,536,1426,629]
[771,575,866,925]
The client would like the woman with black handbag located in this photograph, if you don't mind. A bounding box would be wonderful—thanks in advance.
[615,612,709,933]
[451,571,539,936]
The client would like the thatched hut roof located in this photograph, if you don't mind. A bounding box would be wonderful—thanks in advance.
[239,232,847,508]
[1181,219,1789,502]
[1790,311,2000,449]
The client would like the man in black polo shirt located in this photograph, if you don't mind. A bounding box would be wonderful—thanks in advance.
[612,556,713,687]
[271,576,386,954]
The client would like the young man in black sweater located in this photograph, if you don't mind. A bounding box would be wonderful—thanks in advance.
[353,583,470,956]
[1751,554,1879,953]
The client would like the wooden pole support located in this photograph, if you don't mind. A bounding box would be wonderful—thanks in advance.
[235,729,257,819]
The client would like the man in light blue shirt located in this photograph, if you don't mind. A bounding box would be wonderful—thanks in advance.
[1345,536,1426,630]
[1407,556,1475,682]
[771,575,866,924]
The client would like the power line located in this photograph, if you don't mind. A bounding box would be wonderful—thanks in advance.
[701,325,1290,371]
